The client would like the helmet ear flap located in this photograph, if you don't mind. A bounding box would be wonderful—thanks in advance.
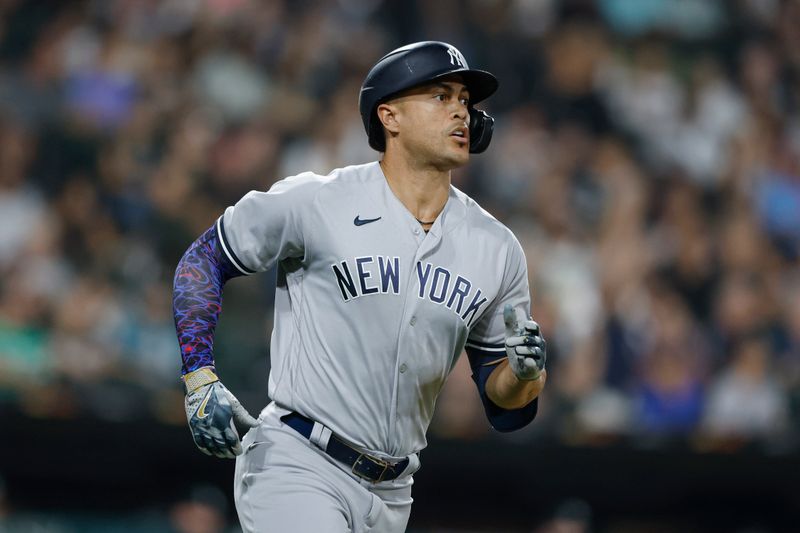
[468,108,494,154]
[368,118,386,152]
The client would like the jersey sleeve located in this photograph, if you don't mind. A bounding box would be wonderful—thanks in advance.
[465,235,537,432]
[467,235,531,351]
[216,172,324,274]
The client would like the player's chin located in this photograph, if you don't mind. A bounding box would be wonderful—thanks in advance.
[436,153,468,171]
[446,139,470,166]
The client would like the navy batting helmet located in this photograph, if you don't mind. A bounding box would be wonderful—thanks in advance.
[359,41,498,154]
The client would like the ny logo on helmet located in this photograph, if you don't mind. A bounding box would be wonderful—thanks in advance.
[446,47,467,68]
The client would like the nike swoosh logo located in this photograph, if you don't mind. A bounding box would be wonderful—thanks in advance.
[354,215,381,226]
[196,389,213,419]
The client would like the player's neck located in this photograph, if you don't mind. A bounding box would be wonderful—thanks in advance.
[379,154,450,223]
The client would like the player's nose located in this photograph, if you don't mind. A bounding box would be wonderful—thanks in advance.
[451,104,467,120]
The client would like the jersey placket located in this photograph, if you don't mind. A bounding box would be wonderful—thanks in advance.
[386,218,442,454]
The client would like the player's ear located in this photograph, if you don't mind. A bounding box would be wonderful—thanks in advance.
[376,102,401,136]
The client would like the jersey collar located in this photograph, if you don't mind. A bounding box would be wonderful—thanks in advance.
[371,161,467,239]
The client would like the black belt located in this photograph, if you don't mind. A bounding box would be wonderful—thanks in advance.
[280,412,409,483]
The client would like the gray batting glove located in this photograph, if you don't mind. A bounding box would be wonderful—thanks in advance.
[183,367,259,459]
[503,304,547,381]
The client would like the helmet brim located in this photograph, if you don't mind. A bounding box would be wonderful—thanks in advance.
[381,68,498,107]
[431,68,498,105]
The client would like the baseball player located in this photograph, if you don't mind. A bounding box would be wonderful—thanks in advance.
[173,41,547,533]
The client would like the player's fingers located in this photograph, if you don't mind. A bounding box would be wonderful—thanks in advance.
[523,357,544,370]
[232,405,259,428]
[521,358,542,377]
[517,345,545,361]
[217,447,237,459]
[519,351,544,368]
[192,437,213,456]
[506,335,544,348]
[195,433,217,456]
[200,431,220,452]
[522,320,540,335]
[505,335,529,347]
[222,421,242,449]
[514,345,535,356]
[207,435,234,459]
[511,355,540,378]
[225,390,259,428]
[511,340,543,353]
[217,436,238,459]
[231,439,244,456]
[212,448,234,459]
[513,346,544,367]
[503,304,519,337]
[222,429,239,448]
[525,338,545,352]
[203,430,233,459]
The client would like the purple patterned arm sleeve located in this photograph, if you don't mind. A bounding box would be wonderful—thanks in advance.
[173,222,246,375]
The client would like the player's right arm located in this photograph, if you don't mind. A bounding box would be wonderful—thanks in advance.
[172,172,324,457]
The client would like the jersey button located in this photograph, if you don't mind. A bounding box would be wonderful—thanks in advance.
[413,228,420,235]
[399,363,408,373]
[409,316,417,326]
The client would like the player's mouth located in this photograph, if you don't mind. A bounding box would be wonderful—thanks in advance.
[449,126,469,146]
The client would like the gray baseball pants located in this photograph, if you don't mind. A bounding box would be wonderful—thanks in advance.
[234,403,417,532]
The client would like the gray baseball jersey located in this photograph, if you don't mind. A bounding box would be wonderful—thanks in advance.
[217,161,530,459]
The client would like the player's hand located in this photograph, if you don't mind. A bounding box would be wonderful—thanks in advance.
[183,367,259,459]
[503,304,547,381]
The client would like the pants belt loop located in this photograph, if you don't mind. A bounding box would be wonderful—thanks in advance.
[309,421,333,451]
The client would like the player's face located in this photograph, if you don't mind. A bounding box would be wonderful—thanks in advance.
[385,77,471,170]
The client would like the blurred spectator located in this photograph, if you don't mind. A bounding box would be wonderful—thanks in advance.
[0,122,47,269]
[702,335,789,441]
[63,34,140,131]
[169,484,231,533]
[631,285,709,435]
[534,497,593,533]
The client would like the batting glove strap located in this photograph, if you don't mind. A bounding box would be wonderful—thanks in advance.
[182,366,219,393]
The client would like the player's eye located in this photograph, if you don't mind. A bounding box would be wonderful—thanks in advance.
[460,97,470,106]
[434,93,447,102]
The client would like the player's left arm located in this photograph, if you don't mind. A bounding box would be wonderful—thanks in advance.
[464,235,545,432]
[485,361,546,408]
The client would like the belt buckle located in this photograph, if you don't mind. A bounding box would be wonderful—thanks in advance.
[352,453,389,483]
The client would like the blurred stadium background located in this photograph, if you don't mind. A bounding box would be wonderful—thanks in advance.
[1,0,799,531]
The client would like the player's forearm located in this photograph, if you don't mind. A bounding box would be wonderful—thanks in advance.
[173,223,244,374]
[485,360,546,409]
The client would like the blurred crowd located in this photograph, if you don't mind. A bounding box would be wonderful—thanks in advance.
[1,0,799,460]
